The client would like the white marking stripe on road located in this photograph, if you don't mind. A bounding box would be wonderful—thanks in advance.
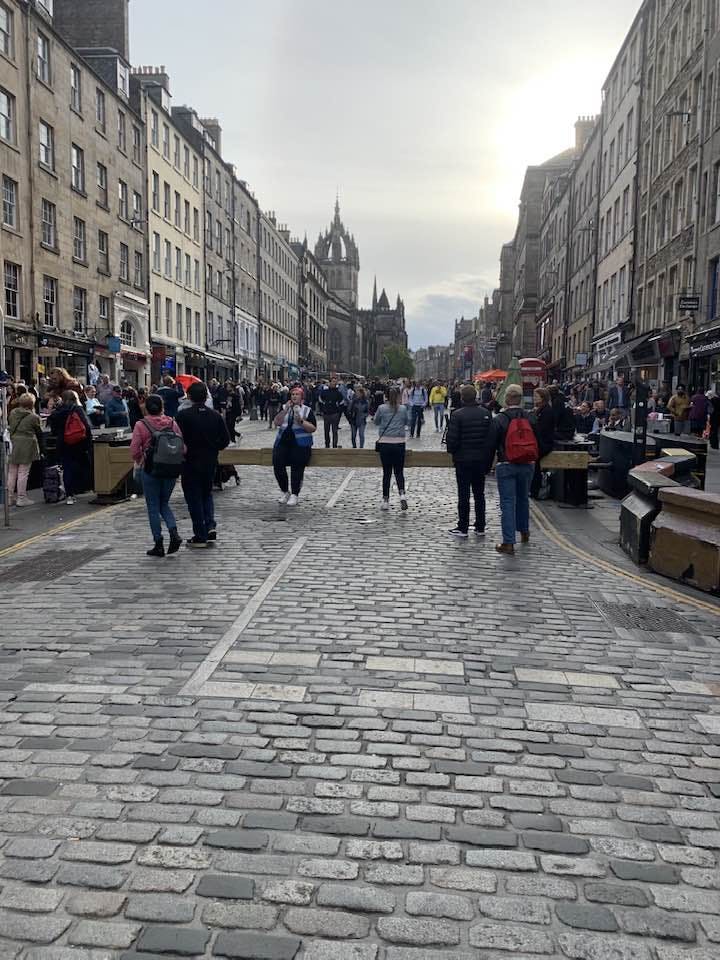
[326,470,355,508]
[180,536,308,696]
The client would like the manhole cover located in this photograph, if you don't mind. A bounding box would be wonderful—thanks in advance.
[593,601,698,634]
[1,548,110,583]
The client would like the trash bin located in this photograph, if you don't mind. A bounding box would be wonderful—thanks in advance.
[597,431,658,498]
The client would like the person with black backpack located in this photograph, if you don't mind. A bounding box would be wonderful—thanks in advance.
[492,384,539,555]
[130,393,185,557]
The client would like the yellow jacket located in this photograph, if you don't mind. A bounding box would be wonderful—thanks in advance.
[430,386,447,405]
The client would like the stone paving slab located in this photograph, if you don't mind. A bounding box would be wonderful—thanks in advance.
[0,426,719,959]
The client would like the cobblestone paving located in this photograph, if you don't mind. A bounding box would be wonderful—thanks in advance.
[0,421,719,959]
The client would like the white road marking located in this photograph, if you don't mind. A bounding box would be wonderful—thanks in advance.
[326,470,355,508]
[180,536,308,696]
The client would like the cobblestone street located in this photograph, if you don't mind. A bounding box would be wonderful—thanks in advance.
[0,421,719,960]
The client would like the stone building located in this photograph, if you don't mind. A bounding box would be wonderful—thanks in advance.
[291,239,328,375]
[567,118,601,378]
[1,0,149,385]
[259,212,299,381]
[232,177,260,383]
[414,344,453,382]
[495,243,515,370]
[511,149,576,358]
[172,109,237,382]
[128,68,204,384]
[476,292,500,371]
[594,7,647,378]
[357,280,408,371]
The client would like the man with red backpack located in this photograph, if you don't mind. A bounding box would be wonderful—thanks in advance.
[492,384,539,555]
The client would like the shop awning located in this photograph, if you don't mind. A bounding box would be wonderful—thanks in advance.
[585,332,657,375]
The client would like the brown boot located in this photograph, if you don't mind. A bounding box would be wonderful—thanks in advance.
[495,543,515,555]
[520,532,530,544]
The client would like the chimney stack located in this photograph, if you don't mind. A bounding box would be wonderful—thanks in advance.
[200,118,222,155]
[53,0,130,60]
[574,115,598,155]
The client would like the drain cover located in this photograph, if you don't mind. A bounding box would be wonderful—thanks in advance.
[593,601,697,634]
[1,548,110,583]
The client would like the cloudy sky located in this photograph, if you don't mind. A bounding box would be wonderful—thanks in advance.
[131,0,638,349]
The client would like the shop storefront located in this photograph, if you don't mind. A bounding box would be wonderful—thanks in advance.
[184,350,208,381]
[38,332,92,383]
[150,342,182,386]
[119,348,148,388]
[206,351,237,383]
[688,324,720,393]
[3,329,34,383]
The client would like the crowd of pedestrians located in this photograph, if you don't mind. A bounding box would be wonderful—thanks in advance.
[4,364,720,557]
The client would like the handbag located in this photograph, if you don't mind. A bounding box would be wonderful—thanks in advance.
[375,411,399,452]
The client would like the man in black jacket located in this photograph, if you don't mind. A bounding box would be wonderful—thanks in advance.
[176,382,230,547]
[318,376,345,448]
[446,384,494,538]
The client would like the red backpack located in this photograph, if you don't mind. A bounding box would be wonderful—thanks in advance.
[504,411,539,464]
[63,410,87,446]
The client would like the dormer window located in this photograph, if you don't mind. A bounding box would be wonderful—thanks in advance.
[117,61,129,99]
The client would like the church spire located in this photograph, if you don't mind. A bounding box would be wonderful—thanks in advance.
[334,190,341,224]
[372,276,378,310]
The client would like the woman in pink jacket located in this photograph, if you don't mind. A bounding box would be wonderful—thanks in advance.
[130,393,185,557]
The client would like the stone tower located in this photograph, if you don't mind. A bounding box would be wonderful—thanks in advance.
[314,198,360,308]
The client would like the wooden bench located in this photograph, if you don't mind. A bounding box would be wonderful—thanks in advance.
[92,444,592,499]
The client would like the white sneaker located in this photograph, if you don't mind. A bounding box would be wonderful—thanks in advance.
[400,494,408,511]
[287,494,299,506]
[15,496,33,507]
[277,492,290,504]
[380,499,390,511]
[65,497,76,505]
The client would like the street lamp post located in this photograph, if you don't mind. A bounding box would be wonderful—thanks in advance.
[0,305,11,527]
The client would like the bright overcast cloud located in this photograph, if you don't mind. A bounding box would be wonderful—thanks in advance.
[130,0,638,349]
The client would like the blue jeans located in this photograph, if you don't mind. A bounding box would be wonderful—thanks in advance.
[410,405,424,437]
[433,404,445,430]
[142,472,178,541]
[181,465,216,542]
[351,421,366,448]
[496,461,533,545]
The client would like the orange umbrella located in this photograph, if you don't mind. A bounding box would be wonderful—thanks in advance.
[177,374,202,390]
[475,369,507,382]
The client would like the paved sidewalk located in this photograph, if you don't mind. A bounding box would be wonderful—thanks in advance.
[0,419,719,959]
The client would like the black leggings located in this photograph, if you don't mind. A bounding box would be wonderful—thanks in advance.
[379,443,406,498]
[272,444,311,495]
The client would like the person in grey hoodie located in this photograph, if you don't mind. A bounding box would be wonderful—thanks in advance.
[374,387,410,511]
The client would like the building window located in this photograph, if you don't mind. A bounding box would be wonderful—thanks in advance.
[0,3,13,59]
[132,124,141,165]
[152,232,160,272]
[150,109,158,147]
[134,251,143,287]
[163,181,170,219]
[152,171,160,212]
[73,286,86,332]
[153,293,161,332]
[207,311,214,345]
[96,88,106,131]
[117,110,126,152]
[174,190,181,227]
[72,216,86,262]
[43,276,57,326]
[37,32,50,84]
[118,179,128,219]
[162,123,170,159]
[206,211,213,247]
[39,120,54,168]
[183,146,190,178]
[40,198,56,247]
[117,61,129,98]
[119,318,135,347]
[192,156,199,188]
[194,258,200,292]
[193,208,199,242]
[176,302,182,341]
[216,220,223,256]
[173,134,180,168]
[195,311,201,344]
[99,294,109,324]
[185,307,192,342]
[165,297,171,335]
[184,200,190,235]
[97,162,108,207]
[164,240,172,277]
[70,63,81,111]
[184,253,191,287]
[175,246,182,282]
[4,261,19,319]
[2,175,16,228]
[71,143,85,193]
[98,229,109,273]
[119,242,129,282]
[132,191,142,226]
